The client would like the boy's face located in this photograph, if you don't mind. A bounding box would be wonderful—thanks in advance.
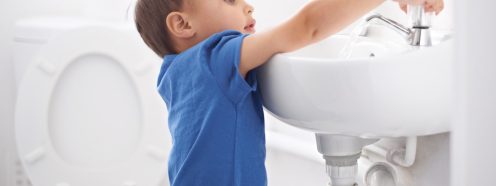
[187,0,256,39]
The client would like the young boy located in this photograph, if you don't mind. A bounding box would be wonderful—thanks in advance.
[134,0,443,185]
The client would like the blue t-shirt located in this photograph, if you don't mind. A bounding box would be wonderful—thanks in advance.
[156,30,266,186]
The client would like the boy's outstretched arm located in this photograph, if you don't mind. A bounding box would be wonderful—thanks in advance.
[239,0,385,77]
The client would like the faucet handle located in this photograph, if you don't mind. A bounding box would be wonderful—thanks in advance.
[408,5,433,46]
[408,5,432,28]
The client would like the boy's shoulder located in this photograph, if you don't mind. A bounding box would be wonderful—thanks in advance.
[159,30,256,104]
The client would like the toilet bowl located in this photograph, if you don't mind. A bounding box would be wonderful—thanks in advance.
[14,17,170,186]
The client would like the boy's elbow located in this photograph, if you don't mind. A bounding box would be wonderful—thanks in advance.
[275,2,323,52]
[299,4,323,44]
[308,26,320,42]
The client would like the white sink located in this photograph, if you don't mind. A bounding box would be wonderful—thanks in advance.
[258,32,454,138]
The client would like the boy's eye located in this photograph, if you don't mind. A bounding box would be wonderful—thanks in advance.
[224,0,236,4]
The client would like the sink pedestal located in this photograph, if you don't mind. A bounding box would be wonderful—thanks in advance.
[316,134,378,186]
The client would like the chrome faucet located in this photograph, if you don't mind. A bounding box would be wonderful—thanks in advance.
[362,5,432,46]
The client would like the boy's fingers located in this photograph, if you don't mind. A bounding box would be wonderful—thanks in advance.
[434,1,444,15]
[424,3,434,12]
[399,2,408,13]
[396,0,444,15]
[424,0,444,15]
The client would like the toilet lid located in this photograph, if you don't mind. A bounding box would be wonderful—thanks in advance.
[15,25,169,186]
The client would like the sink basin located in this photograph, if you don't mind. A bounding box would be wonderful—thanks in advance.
[258,32,454,138]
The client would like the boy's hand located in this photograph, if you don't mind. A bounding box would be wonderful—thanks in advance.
[396,0,445,15]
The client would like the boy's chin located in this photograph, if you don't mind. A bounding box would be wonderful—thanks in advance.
[243,28,256,34]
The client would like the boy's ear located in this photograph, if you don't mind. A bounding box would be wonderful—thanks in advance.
[166,12,195,39]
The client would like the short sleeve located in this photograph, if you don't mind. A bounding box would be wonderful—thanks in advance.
[201,30,257,104]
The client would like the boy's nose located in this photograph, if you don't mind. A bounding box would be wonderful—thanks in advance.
[245,4,254,15]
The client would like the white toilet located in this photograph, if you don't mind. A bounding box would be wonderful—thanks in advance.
[13,17,170,186]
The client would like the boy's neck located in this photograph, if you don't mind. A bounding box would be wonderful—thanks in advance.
[173,34,206,54]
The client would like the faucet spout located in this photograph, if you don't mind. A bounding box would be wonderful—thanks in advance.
[365,14,412,38]
[363,7,432,47]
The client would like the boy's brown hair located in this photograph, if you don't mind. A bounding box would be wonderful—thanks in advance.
[134,0,183,57]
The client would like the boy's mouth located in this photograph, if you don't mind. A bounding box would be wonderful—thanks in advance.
[244,19,256,33]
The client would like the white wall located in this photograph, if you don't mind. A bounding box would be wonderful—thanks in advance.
[452,0,496,186]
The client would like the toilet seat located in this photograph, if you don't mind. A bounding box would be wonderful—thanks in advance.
[15,25,169,186]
